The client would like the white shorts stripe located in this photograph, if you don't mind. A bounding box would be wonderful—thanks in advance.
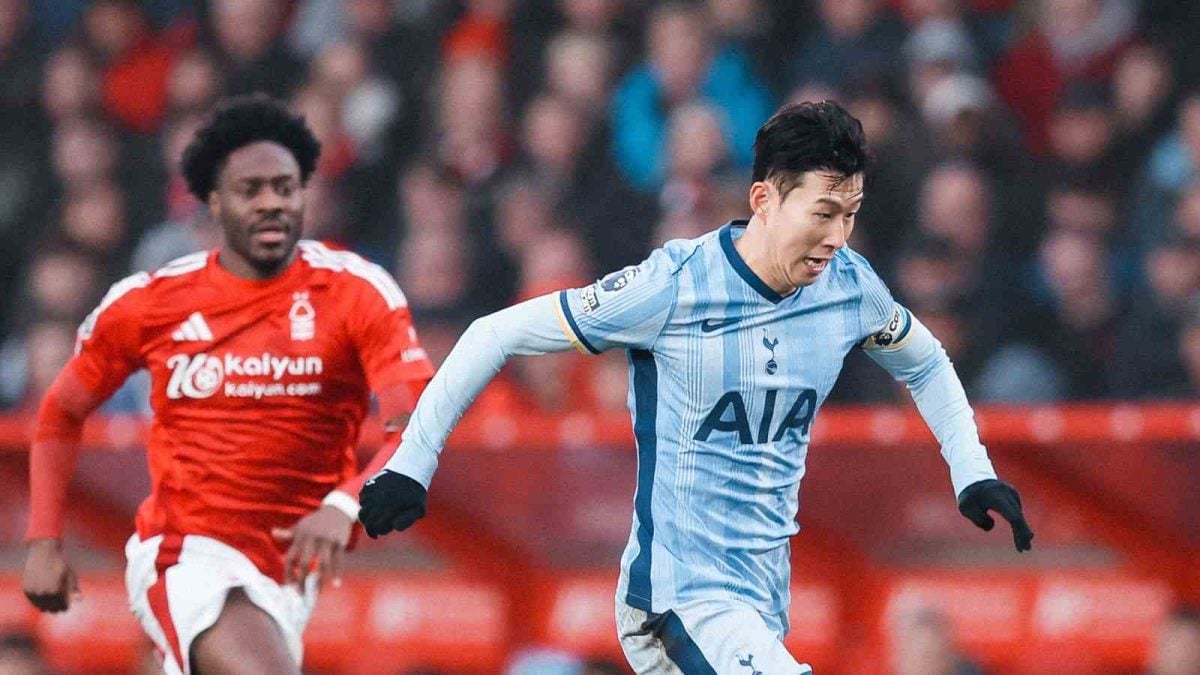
[125,534,317,674]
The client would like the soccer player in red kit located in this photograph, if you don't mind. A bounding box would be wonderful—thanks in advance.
[22,95,434,675]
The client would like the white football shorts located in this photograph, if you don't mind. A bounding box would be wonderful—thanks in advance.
[124,533,317,675]
[616,597,813,675]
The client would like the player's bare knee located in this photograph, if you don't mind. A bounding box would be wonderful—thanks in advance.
[190,588,299,675]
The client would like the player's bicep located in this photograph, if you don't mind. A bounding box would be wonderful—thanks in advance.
[558,259,676,354]
[484,293,580,356]
[860,303,914,351]
[863,305,948,386]
[354,305,436,392]
[71,274,148,398]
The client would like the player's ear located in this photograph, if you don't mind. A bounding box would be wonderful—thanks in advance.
[207,190,220,219]
[749,182,770,218]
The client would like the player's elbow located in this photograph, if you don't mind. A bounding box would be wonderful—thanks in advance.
[462,313,511,359]
[36,369,97,426]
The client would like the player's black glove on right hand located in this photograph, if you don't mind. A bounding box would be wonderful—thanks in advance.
[358,470,427,539]
[957,479,1035,552]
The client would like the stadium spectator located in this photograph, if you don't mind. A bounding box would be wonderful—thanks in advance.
[40,44,99,123]
[81,0,175,133]
[0,0,1195,423]
[61,178,125,247]
[659,102,734,230]
[994,0,1138,153]
[432,56,511,189]
[0,632,46,675]
[1017,228,1121,398]
[1174,181,1200,240]
[23,248,102,322]
[705,0,795,93]
[518,91,650,270]
[1042,82,1121,195]
[609,1,773,191]
[1112,237,1200,397]
[494,178,557,261]
[343,0,440,117]
[0,320,75,410]
[1132,90,1200,251]
[49,116,119,191]
[207,0,304,98]
[790,0,907,92]
[164,47,223,116]
[396,165,477,320]
[543,31,615,112]
[843,75,932,261]
[916,162,994,265]
[917,73,1024,180]
[889,607,985,675]
[0,0,44,125]
[1111,44,1176,172]
[1149,606,1200,675]
[905,17,984,106]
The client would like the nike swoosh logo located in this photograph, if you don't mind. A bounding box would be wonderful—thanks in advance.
[700,317,741,333]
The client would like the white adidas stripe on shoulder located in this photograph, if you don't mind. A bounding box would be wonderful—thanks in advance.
[98,272,152,314]
[154,251,209,278]
[299,241,407,310]
[78,271,152,343]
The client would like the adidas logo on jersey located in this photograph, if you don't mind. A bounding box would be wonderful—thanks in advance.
[172,313,214,342]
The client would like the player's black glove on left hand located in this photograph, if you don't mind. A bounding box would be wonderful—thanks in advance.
[957,479,1035,552]
[358,470,427,539]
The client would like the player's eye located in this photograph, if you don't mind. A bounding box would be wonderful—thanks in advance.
[816,213,833,221]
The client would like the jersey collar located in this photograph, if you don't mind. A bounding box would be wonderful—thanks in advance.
[719,221,786,305]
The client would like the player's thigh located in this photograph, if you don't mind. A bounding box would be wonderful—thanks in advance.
[125,534,313,674]
[190,587,300,675]
[618,598,811,675]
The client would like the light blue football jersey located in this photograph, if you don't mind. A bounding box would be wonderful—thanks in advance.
[556,220,898,618]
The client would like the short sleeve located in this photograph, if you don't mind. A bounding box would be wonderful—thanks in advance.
[344,271,435,392]
[556,250,678,354]
[72,273,150,398]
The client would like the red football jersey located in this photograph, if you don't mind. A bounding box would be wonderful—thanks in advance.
[69,242,434,581]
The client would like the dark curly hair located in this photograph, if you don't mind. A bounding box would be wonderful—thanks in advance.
[751,101,870,196]
[181,94,321,201]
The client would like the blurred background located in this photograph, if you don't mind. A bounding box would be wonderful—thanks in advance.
[0,0,1198,672]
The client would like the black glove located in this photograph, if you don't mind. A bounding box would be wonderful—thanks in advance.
[358,470,427,539]
[957,478,1034,552]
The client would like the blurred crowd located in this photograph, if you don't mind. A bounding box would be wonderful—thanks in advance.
[1,0,1200,411]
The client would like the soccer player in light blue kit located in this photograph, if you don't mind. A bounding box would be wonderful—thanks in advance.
[359,102,1034,674]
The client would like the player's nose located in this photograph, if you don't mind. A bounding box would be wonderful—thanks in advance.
[254,189,290,214]
[822,221,848,250]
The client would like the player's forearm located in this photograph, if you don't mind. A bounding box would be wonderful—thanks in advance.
[335,380,423,499]
[26,371,99,540]
[865,312,997,496]
[383,293,574,487]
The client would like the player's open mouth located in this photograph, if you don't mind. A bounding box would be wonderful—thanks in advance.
[803,257,829,272]
[253,226,289,245]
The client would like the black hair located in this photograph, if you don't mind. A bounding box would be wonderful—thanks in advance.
[181,93,321,201]
[1169,605,1200,625]
[751,100,870,195]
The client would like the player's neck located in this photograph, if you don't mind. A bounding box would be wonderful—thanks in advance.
[218,248,297,281]
[734,218,798,298]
